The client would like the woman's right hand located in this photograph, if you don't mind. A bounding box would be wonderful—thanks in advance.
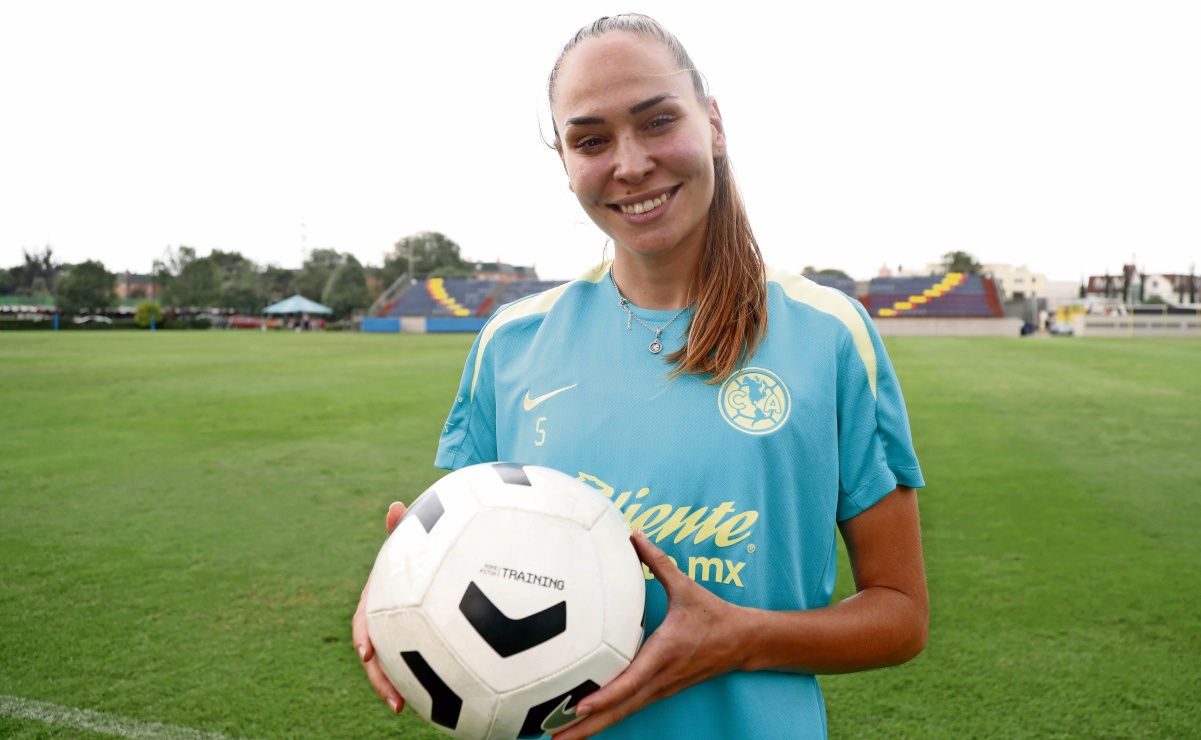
[353,501,409,714]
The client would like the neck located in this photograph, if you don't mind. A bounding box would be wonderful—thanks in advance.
[609,248,699,311]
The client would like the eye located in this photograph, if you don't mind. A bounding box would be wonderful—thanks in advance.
[572,136,606,152]
[646,115,677,131]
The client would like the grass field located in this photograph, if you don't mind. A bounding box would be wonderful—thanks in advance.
[1,332,1198,739]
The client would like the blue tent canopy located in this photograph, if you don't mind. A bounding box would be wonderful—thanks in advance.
[262,295,333,315]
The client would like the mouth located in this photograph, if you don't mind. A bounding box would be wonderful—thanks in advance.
[610,185,679,216]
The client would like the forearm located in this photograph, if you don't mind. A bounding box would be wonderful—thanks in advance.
[740,486,928,675]
[735,583,928,674]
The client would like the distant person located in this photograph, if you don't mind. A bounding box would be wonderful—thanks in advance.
[354,13,927,739]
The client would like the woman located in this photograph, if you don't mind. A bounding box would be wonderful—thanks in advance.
[355,14,927,739]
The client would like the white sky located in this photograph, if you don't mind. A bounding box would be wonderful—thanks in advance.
[1,1,1198,283]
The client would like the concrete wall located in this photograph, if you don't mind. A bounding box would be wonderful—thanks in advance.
[360,317,400,333]
[426,317,488,333]
[1075,315,1201,338]
[873,317,1025,337]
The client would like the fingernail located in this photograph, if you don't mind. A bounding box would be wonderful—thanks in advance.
[357,645,367,661]
[388,697,400,714]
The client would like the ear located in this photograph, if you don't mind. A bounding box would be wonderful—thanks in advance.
[708,98,727,159]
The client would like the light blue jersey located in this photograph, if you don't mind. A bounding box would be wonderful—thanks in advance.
[436,261,924,739]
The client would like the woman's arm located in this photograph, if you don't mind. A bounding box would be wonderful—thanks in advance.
[552,486,927,739]
[740,485,927,673]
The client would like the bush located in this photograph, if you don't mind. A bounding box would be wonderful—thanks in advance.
[0,318,56,331]
[0,317,138,331]
[135,301,164,329]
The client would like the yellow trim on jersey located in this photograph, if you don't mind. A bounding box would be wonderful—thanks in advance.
[769,268,879,397]
[469,261,610,401]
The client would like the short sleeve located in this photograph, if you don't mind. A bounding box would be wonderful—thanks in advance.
[434,331,498,470]
[834,300,924,521]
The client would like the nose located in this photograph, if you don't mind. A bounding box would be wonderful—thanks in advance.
[611,135,653,183]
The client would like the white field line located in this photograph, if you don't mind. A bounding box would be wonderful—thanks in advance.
[0,695,243,739]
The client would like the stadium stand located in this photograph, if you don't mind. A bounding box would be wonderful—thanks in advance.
[383,278,571,319]
[861,273,1004,318]
[497,280,570,305]
[378,271,1006,327]
[803,273,855,296]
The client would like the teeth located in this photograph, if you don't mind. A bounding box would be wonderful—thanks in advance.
[619,193,669,215]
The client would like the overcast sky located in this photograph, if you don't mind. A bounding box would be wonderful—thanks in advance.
[2,1,1198,283]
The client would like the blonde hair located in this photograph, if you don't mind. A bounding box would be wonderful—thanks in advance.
[548,14,767,383]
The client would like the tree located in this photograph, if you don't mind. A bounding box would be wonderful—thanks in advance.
[30,277,51,300]
[1122,264,1136,303]
[940,251,982,274]
[135,301,163,328]
[209,249,260,313]
[10,246,60,297]
[386,231,472,282]
[0,268,14,295]
[259,265,297,304]
[322,255,372,318]
[56,260,116,315]
[170,256,222,308]
[154,246,194,307]
[295,248,347,300]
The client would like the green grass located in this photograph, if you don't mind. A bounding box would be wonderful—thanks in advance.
[2,333,1199,738]
[825,338,1201,739]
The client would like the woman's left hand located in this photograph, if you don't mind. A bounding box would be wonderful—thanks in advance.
[552,529,745,740]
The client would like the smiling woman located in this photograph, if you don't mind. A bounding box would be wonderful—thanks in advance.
[548,17,762,382]
[354,13,928,740]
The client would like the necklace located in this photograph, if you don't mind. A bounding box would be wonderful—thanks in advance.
[609,264,690,354]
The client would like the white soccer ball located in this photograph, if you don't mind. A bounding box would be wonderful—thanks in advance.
[366,462,646,740]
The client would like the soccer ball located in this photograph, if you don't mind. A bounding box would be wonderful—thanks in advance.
[366,462,646,739]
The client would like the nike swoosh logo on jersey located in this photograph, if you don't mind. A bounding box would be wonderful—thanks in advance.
[523,384,577,411]
[540,694,583,734]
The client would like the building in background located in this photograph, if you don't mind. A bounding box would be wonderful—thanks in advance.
[982,263,1047,301]
[472,261,538,282]
[116,272,156,301]
[1085,265,1199,305]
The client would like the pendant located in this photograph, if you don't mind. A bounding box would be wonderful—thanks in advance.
[649,340,663,354]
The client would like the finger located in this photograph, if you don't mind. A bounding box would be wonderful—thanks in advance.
[556,679,645,740]
[385,501,407,533]
[631,529,688,594]
[574,627,672,718]
[363,653,406,714]
[353,576,375,662]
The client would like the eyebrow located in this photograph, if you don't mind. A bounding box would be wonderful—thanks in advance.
[564,93,679,128]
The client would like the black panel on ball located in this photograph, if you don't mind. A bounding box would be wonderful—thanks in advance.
[405,491,445,533]
[491,462,532,486]
[400,651,462,729]
[519,680,600,738]
[458,581,567,657]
